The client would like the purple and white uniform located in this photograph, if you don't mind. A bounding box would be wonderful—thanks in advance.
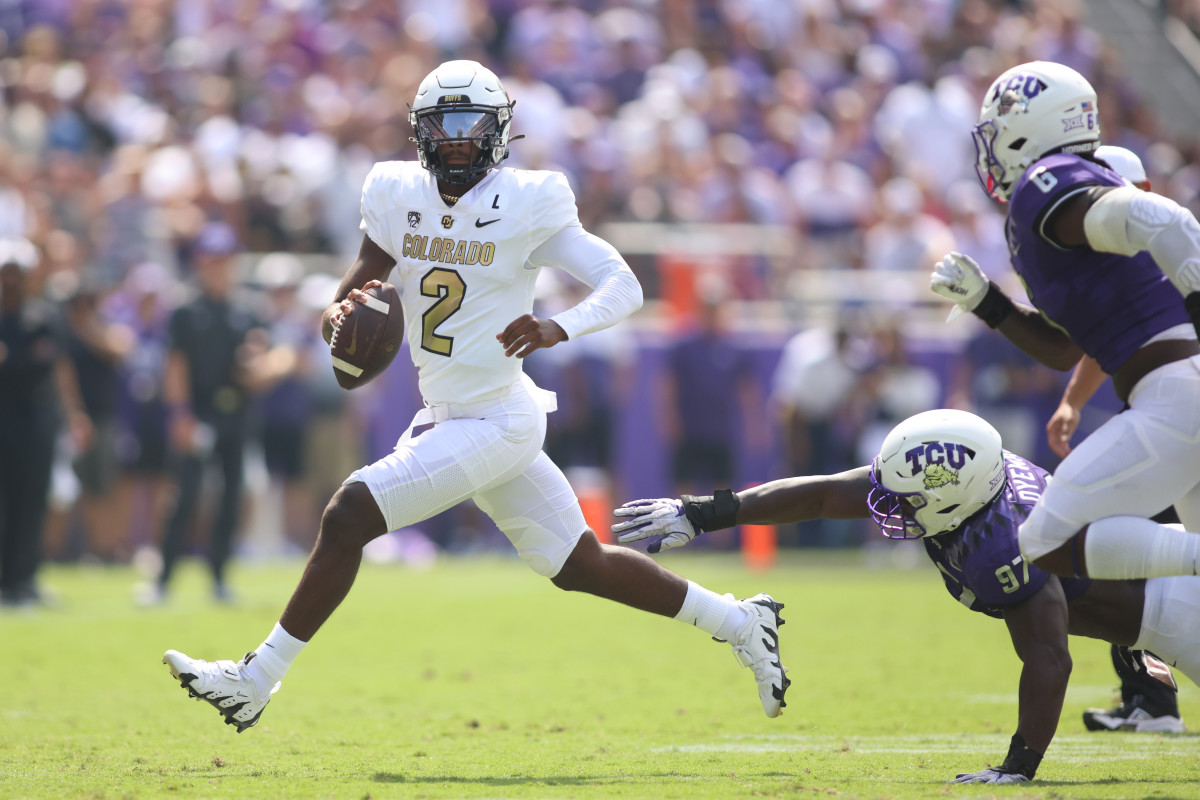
[925,450,1090,618]
[1002,153,1200,560]
[1006,154,1189,373]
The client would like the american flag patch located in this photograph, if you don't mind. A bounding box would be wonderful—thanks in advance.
[1081,100,1094,112]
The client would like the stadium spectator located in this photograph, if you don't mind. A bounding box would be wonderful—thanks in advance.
[143,222,286,605]
[253,253,315,553]
[770,321,871,547]
[614,409,1193,783]
[108,262,175,560]
[61,278,133,563]
[862,177,954,273]
[660,280,764,505]
[0,237,90,608]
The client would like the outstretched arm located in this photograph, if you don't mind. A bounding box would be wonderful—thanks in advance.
[613,467,872,552]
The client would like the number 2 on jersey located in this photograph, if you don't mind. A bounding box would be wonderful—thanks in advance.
[420,268,466,356]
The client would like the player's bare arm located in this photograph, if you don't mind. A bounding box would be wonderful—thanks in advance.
[931,252,1083,370]
[736,467,873,525]
[321,234,396,345]
[496,313,567,358]
[1046,355,1108,458]
[953,579,1067,785]
[992,301,1084,371]
[1003,577,1071,757]
[614,467,872,552]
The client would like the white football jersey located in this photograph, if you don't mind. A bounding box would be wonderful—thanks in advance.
[360,161,577,405]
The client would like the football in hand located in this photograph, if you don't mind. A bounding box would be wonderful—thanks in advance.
[330,284,404,389]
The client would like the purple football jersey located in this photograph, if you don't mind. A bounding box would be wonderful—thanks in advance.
[923,450,1090,618]
[1005,153,1189,374]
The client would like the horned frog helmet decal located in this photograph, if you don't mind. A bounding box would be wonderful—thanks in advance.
[868,409,1005,539]
[922,463,960,490]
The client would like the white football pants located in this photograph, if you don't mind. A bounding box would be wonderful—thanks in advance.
[1136,574,1200,689]
[345,374,587,577]
[1019,356,1200,560]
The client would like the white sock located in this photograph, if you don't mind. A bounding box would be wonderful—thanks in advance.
[675,581,748,642]
[244,622,307,694]
[1084,516,1200,579]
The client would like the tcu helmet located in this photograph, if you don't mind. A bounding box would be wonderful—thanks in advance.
[974,61,1100,201]
[409,60,515,185]
[869,409,1005,539]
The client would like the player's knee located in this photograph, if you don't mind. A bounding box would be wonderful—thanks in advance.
[319,481,387,550]
[551,529,602,592]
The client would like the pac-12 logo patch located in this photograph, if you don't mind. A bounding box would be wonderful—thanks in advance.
[408,211,421,229]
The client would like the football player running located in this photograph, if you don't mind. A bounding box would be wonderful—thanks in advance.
[929,62,1200,587]
[614,409,1200,784]
[1041,144,1185,733]
[161,60,789,732]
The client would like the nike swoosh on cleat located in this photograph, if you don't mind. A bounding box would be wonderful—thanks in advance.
[475,218,501,228]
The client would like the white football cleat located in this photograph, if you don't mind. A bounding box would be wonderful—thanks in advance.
[729,593,790,718]
[163,649,279,733]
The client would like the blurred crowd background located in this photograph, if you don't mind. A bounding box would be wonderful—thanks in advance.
[2,0,1198,598]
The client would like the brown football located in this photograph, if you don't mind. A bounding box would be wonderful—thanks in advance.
[330,283,405,389]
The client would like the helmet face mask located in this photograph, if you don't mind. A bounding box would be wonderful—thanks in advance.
[869,409,1006,539]
[868,461,928,539]
[409,60,515,185]
[973,61,1100,201]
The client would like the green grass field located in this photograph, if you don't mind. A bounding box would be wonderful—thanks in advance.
[2,550,1198,800]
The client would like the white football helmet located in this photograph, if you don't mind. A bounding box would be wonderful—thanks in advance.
[973,61,1100,201]
[409,60,515,185]
[868,409,1005,539]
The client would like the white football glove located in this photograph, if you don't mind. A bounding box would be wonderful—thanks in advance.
[952,768,1031,785]
[931,251,989,321]
[612,498,700,553]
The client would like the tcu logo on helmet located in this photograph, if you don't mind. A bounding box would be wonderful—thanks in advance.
[904,442,976,478]
[990,74,1048,104]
